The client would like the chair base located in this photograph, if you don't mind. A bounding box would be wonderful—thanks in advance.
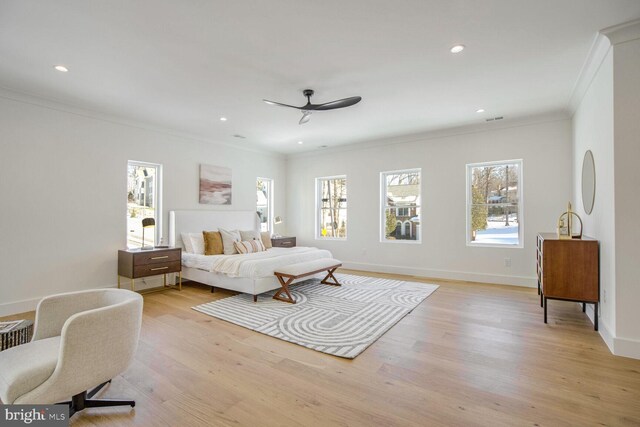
[58,380,135,417]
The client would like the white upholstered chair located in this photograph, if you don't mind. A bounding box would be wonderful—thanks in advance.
[0,288,143,417]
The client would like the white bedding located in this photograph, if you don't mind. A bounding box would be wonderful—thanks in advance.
[181,247,333,279]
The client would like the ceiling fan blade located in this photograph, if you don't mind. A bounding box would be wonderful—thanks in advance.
[299,111,312,125]
[312,96,362,111]
[263,99,302,109]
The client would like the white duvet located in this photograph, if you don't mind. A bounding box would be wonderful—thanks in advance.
[181,247,333,279]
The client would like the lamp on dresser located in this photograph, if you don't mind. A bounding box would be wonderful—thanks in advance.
[141,217,155,250]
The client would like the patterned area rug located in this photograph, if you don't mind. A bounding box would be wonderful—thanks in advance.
[192,273,438,359]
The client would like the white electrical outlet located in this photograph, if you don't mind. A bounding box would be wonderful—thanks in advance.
[504,258,511,267]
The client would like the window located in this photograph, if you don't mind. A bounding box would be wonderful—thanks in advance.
[127,161,162,248]
[256,177,273,232]
[467,160,522,247]
[381,169,421,242]
[316,176,347,239]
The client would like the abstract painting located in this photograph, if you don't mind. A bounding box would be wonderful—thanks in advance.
[199,164,232,205]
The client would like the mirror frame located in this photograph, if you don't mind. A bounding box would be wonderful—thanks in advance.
[581,150,596,215]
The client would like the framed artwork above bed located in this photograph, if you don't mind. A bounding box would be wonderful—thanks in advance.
[199,164,232,205]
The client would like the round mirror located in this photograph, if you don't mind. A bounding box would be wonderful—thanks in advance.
[581,150,596,214]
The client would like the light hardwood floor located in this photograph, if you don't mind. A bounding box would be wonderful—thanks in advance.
[3,270,640,426]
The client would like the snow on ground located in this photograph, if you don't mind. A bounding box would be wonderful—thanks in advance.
[475,218,519,245]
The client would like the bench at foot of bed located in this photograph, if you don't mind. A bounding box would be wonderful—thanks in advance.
[272,258,342,304]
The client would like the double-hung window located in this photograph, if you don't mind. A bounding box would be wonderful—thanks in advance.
[381,169,421,242]
[466,160,522,247]
[127,161,162,248]
[316,176,347,239]
[256,178,273,232]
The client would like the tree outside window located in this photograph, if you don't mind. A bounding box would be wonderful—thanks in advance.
[316,176,347,239]
[467,160,522,246]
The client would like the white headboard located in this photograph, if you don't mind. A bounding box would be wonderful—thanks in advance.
[169,210,258,248]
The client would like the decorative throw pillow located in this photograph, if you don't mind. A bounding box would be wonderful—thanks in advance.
[202,231,223,255]
[190,233,205,255]
[240,229,261,241]
[219,228,241,255]
[260,231,272,249]
[181,232,195,253]
[234,239,266,254]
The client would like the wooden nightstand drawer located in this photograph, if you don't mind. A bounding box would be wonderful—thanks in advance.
[272,237,296,248]
[133,260,181,278]
[133,250,181,265]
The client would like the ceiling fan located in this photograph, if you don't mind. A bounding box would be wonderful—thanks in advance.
[263,89,362,124]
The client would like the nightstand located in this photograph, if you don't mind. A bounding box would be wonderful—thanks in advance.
[271,236,296,248]
[118,247,182,292]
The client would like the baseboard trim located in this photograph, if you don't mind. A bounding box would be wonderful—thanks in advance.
[341,261,536,287]
[0,283,119,317]
[613,336,640,360]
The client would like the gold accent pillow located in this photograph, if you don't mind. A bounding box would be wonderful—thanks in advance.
[203,231,224,255]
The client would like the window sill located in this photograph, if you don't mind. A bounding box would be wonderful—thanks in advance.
[467,242,524,249]
[380,239,422,244]
[315,237,347,241]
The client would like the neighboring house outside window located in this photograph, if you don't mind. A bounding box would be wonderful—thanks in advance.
[127,161,162,248]
[316,176,347,239]
[381,169,421,242]
[257,177,273,233]
[467,160,523,247]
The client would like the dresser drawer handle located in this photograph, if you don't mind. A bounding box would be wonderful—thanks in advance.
[151,256,169,260]
[151,266,169,271]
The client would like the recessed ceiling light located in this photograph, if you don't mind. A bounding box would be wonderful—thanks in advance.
[220,117,227,121]
[53,65,68,72]
[476,108,485,113]
[450,45,465,54]
[297,141,303,145]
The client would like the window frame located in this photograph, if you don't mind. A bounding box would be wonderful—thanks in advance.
[465,159,524,248]
[315,175,348,241]
[127,160,163,249]
[380,168,422,244]
[256,177,273,233]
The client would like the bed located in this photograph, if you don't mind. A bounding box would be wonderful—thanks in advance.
[168,210,333,299]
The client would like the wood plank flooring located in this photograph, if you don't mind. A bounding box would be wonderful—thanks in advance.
[2,270,640,426]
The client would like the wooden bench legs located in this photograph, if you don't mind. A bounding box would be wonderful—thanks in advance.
[273,267,342,304]
[273,275,296,304]
[320,267,340,286]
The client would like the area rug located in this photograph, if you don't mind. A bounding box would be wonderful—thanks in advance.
[192,273,438,359]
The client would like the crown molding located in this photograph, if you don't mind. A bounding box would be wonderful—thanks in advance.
[567,33,611,115]
[601,18,640,45]
[0,86,284,159]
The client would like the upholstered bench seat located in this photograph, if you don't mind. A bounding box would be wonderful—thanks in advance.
[273,258,342,303]
[0,336,61,404]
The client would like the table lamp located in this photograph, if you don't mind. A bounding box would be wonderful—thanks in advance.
[141,217,155,250]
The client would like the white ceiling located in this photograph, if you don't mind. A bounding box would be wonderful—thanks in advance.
[1,1,639,154]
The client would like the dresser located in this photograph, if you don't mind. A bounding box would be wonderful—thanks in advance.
[271,236,296,248]
[118,247,182,292]
[536,233,599,330]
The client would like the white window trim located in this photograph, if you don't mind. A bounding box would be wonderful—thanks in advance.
[127,160,163,247]
[257,177,273,233]
[315,175,347,241]
[465,159,524,249]
[380,168,422,244]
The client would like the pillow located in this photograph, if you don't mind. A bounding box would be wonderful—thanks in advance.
[180,232,205,254]
[203,231,223,255]
[260,231,272,249]
[219,228,241,255]
[181,232,194,253]
[190,233,205,255]
[240,230,261,241]
[234,239,266,254]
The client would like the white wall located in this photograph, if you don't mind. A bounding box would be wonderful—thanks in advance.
[287,119,572,286]
[0,94,286,315]
[572,48,616,338]
[612,36,640,353]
